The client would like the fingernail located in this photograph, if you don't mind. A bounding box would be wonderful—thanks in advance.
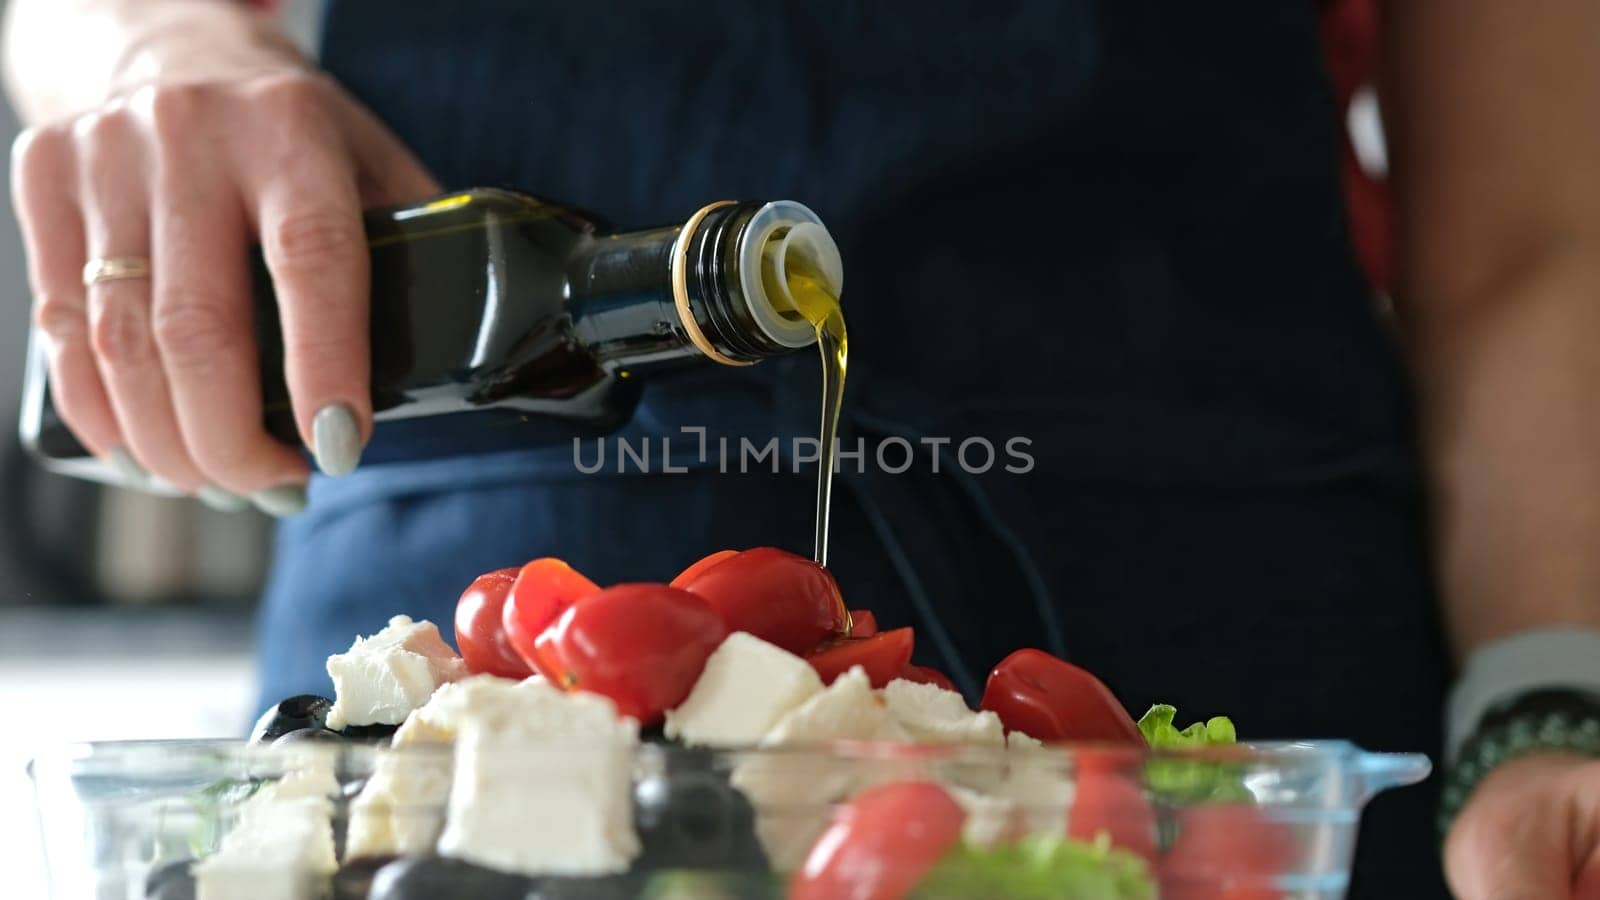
[196,484,248,512]
[107,449,149,487]
[312,403,363,477]
[251,484,308,517]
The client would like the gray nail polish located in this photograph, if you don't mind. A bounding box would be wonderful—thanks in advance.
[312,404,363,477]
[196,484,248,512]
[107,448,149,487]
[252,484,308,517]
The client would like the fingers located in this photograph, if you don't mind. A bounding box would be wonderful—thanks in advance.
[75,108,213,493]
[144,87,309,500]
[238,77,372,477]
[11,127,123,461]
[1445,755,1578,900]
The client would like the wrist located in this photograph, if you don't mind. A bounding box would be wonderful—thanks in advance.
[1440,688,1600,838]
[1447,626,1600,760]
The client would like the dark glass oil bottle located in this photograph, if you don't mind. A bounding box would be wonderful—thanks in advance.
[20,190,840,484]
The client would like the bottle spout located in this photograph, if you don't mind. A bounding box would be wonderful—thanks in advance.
[737,201,841,350]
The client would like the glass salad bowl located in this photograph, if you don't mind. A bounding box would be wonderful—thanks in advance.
[30,738,1428,900]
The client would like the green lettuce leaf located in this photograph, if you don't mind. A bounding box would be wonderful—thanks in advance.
[1137,704,1236,749]
[913,834,1157,900]
[1139,704,1250,805]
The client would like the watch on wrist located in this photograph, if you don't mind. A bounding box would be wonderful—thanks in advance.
[1439,688,1600,838]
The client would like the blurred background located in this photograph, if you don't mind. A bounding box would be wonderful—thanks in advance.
[0,3,323,895]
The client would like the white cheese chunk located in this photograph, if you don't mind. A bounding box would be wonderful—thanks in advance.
[880,678,1004,746]
[949,786,1021,848]
[325,615,468,730]
[732,666,911,868]
[665,632,824,747]
[344,749,452,859]
[195,754,339,900]
[436,678,640,876]
[1001,735,1075,837]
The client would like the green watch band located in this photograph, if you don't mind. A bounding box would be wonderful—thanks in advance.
[1439,690,1600,838]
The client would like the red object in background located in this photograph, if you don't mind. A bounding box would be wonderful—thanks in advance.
[502,558,602,671]
[677,547,847,655]
[807,628,916,688]
[1317,0,1391,295]
[979,649,1143,745]
[1159,804,1293,900]
[454,567,533,679]
[897,664,957,692]
[533,583,728,724]
[790,781,967,900]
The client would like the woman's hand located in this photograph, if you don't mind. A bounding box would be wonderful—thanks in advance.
[1445,752,1600,899]
[9,7,437,512]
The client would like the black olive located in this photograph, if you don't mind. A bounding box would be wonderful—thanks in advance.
[249,695,334,744]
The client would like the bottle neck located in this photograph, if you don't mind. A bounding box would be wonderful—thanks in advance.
[567,201,835,371]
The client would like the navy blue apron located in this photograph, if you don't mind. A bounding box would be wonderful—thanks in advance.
[256,2,1450,894]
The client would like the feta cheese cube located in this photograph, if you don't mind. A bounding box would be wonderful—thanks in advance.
[732,666,910,868]
[881,678,1004,746]
[195,755,339,900]
[949,786,1022,848]
[436,679,640,876]
[1001,734,1075,837]
[325,615,468,730]
[665,632,824,747]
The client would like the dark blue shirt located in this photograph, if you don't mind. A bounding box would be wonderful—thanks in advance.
[256,4,1448,894]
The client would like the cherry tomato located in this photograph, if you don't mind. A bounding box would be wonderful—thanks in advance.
[678,547,846,655]
[1067,754,1157,865]
[502,558,601,672]
[897,664,957,693]
[453,567,532,678]
[669,549,740,589]
[533,583,729,724]
[1159,805,1292,900]
[790,781,966,900]
[848,609,879,638]
[979,649,1142,745]
[806,628,915,688]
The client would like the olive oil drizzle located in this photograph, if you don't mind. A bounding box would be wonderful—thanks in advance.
[765,256,852,633]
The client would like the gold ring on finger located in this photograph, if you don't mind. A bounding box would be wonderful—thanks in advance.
[82,256,152,287]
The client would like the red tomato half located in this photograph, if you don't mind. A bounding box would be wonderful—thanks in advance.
[502,558,601,672]
[897,664,957,693]
[533,583,729,724]
[807,628,915,688]
[669,549,740,589]
[678,547,846,655]
[790,781,966,900]
[848,609,879,637]
[1159,805,1292,900]
[979,649,1143,745]
[1067,755,1157,865]
[454,567,532,678]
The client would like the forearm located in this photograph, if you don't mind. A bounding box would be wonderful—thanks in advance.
[1381,0,1600,660]
[3,0,302,124]
[1411,247,1600,655]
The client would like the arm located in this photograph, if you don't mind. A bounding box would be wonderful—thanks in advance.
[6,0,436,513]
[1382,1,1600,895]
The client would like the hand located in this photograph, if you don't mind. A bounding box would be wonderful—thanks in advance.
[11,34,437,512]
[1445,751,1600,899]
